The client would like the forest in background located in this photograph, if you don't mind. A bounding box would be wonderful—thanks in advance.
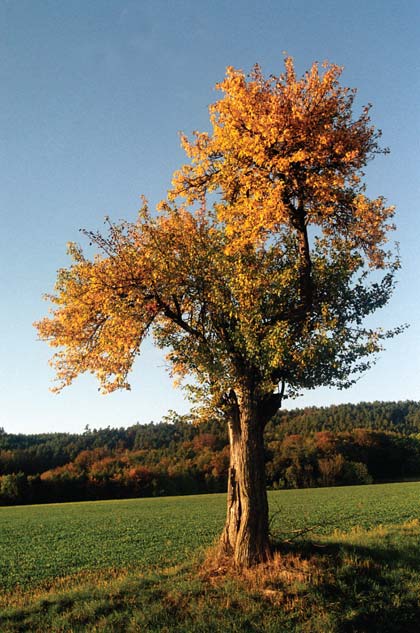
[2,400,420,506]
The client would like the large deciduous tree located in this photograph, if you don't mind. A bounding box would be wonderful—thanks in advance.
[36,58,399,568]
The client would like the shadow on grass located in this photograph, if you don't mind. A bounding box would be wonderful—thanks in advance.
[2,522,420,632]
[269,522,420,633]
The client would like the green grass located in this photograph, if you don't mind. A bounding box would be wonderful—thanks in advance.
[0,495,225,591]
[1,482,420,632]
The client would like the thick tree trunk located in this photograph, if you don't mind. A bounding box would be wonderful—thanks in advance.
[219,386,271,568]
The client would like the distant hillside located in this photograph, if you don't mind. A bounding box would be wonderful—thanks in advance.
[268,400,420,439]
[1,401,420,506]
[3,400,420,454]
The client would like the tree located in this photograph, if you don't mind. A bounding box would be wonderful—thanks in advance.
[0,472,26,504]
[35,57,400,568]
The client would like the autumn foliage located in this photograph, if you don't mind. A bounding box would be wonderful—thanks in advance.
[3,413,420,506]
[35,57,399,567]
[36,58,397,403]
[171,58,394,266]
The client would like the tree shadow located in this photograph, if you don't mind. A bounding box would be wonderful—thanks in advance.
[271,530,420,633]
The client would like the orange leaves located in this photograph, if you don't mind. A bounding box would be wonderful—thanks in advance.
[35,205,227,395]
[35,237,155,393]
[169,56,393,265]
[351,195,395,267]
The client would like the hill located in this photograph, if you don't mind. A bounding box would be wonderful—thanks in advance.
[1,401,420,505]
[269,400,420,437]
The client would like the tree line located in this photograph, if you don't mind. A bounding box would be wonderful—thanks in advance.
[269,400,420,437]
[2,400,420,505]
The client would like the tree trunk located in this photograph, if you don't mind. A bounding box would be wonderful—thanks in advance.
[219,386,271,568]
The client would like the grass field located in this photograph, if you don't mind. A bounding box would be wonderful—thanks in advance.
[1,482,420,631]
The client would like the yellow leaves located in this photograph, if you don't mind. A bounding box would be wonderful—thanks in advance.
[66,241,85,262]
[167,55,392,267]
[35,239,153,393]
[350,194,395,267]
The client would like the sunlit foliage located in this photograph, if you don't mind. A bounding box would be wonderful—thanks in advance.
[36,58,398,419]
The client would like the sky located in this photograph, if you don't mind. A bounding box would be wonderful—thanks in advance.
[0,0,419,435]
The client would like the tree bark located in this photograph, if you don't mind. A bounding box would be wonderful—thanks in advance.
[219,385,272,568]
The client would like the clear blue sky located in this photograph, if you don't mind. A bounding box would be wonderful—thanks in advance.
[1,0,419,434]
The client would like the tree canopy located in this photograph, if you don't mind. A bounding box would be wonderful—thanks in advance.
[36,59,397,408]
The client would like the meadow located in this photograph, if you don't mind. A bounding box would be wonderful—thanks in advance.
[1,482,420,632]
